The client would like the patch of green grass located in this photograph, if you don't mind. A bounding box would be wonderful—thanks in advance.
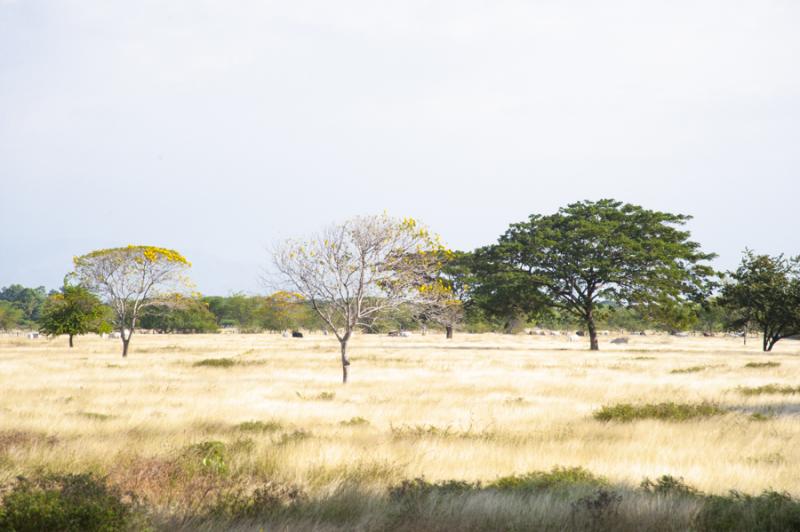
[236,420,284,432]
[670,365,722,374]
[339,417,370,427]
[738,384,800,396]
[744,361,781,369]
[641,475,702,497]
[593,402,726,422]
[193,358,237,368]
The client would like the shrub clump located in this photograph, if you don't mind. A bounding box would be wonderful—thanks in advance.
[641,475,702,497]
[490,466,608,492]
[593,402,726,422]
[696,490,800,531]
[209,481,307,520]
[0,473,143,532]
[181,441,228,475]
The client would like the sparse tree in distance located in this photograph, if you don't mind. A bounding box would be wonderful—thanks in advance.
[417,251,473,338]
[259,291,311,333]
[719,250,800,352]
[475,199,716,350]
[273,214,447,383]
[38,282,110,347]
[72,246,192,357]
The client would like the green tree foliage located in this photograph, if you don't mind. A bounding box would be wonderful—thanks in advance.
[38,284,111,347]
[258,291,316,332]
[719,250,800,351]
[139,297,219,333]
[0,301,25,330]
[0,284,47,326]
[474,199,716,349]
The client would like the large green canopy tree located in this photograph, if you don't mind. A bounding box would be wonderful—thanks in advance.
[475,199,716,350]
[719,250,800,352]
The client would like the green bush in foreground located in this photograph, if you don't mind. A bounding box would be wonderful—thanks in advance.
[593,402,725,422]
[0,474,143,532]
[697,490,800,532]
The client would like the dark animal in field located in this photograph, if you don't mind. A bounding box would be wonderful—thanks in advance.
[610,337,629,344]
[291,331,303,338]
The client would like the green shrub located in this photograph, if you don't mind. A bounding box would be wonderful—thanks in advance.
[209,481,306,519]
[640,475,702,497]
[388,477,478,503]
[490,466,608,492]
[0,474,142,532]
[182,441,228,474]
[593,402,725,422]
[738,384,800,396]
[236,420,283,432]
[696,490,800,531]
[193,358,237,368]
[744,361,780,369]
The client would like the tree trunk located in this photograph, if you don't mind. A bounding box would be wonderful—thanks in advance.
[587,313,599,351]
[445,325,453,339]
[762,327,769,352]
[68,334,74,348]
[340,340,350,383]
[122,338,130,357]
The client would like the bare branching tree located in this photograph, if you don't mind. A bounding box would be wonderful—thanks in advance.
[72,245,192,357]
[272,214,445,383]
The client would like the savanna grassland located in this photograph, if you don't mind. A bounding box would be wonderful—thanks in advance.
[1,332,800,531]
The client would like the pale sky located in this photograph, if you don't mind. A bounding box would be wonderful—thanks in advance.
[1,0,798,294]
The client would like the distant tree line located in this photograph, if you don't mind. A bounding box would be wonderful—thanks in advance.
[2,199,798,359]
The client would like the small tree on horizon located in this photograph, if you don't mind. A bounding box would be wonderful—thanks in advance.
[38,282,110,347]
[72,246,192,357]
[272,214,447,383]
[474,199,716,350]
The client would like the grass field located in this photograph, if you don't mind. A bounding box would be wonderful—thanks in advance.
[1,332,799,530]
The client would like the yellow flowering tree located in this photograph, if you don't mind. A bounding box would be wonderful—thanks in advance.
[273,214,446,383]
[72,245,192,357]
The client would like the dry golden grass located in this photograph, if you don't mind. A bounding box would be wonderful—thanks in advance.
[0,330,798,504]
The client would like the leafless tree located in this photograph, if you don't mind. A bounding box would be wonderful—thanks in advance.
[272,214,445,383]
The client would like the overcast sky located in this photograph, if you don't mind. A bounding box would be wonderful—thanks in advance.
[1,0,798,294]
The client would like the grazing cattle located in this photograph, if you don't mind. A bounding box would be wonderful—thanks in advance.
[672,332,690,338]
[702,332,714,337]
[610,337,629,344]
[575,330,585,337]
[568,334,581,342]
[26,332,39,339]
[291,331,303,338]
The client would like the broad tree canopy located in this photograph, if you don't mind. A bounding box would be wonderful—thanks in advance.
[38,283,110,347]
[73,245,192,356]
[273,213,447,382]
[720,250,800,351]
[474,199,716,349]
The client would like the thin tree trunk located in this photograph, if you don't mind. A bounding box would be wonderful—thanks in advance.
[340,340,350,383]
[68,334,74,348]
[122,338,130,357]
[445,325,453,339]
[763,327,769,352]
